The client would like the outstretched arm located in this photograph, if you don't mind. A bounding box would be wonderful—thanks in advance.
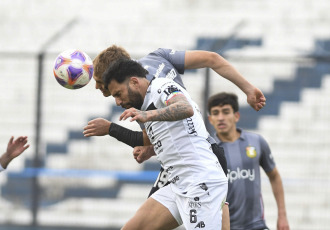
[83,118,150,147]
[184,50,266,111]
[267,167,290,230]
[0,136,29,170]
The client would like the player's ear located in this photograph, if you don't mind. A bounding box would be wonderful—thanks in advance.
[129,77,139,87]
[234,111,240,123]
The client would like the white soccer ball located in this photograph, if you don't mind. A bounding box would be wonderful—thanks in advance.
[53,49,94,89]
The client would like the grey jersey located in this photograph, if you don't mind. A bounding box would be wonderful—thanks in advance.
[142,78,227,194]
[138,48,185,87]
[214,128,275,230]
[138,48,218,145]
[137,48,186,131]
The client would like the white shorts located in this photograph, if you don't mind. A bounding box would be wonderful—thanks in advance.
[151,181,228,230]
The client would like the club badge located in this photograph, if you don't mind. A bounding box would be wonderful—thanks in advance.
[246,145,257,158]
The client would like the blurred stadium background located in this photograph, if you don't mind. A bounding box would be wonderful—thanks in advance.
[0,0,330,229]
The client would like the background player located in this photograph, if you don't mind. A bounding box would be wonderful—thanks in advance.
[207,92,289,230]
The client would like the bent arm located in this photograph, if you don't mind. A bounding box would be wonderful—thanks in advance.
[184,51,253,92]
[120,94,194,123]
[184,50,266,111]
[146,94,194,122]
[84,118,151,147]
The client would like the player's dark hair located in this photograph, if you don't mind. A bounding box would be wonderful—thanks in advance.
[207,92,239,113]
[102,58,148,89]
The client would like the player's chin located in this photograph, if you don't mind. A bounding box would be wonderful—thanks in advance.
[122,104,131,109]
[102,91,111,97]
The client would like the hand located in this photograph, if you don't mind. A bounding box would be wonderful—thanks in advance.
[133,146,155,163]
[120,108,149,123]
[277,215,290,230]
[246,87,266,111]
[83,118,111,137]
[1,136,29,169]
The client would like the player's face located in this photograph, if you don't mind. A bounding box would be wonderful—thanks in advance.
[107,79,144,109]
[93,75,111,97]
[208,104,239,135]
[127,84,144,109]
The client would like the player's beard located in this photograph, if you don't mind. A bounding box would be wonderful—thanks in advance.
[127,85,144,110]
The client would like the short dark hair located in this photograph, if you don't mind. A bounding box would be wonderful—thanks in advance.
[102,58,148,89]
[207,92,239,113]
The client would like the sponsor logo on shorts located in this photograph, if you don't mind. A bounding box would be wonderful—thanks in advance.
[189,201,202,208]
[188,197,202,208]
[228,167,255,183]
[195,221,205,228]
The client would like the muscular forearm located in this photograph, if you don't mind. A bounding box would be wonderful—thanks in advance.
[147,95,194,121]
[185,51,254,95]
[211,57,255,95]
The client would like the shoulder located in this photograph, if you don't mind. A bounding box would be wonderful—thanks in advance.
[241,129,267,143]
[148,48,185,59]
[242,130,260,138]
[149,78,183,100]
[141,48,170,58]
[242,130,270,152]
[150,78,179,90]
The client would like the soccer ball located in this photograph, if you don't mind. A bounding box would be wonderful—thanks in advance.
[53,49,94,89]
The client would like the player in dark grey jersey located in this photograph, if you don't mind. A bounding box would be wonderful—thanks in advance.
[207,92,290,230]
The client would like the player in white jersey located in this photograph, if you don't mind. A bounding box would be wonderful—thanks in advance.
[141,78,227,194]
[102,58,228,229]
[0,136,29,172]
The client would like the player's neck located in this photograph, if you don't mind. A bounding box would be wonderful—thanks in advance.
[217,128,240,143]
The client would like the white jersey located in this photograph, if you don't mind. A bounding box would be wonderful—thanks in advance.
[141,78,227,194]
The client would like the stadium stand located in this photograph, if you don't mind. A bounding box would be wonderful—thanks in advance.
[1,0,330,229]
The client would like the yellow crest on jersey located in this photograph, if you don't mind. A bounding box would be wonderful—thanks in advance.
[246,146,257,158]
